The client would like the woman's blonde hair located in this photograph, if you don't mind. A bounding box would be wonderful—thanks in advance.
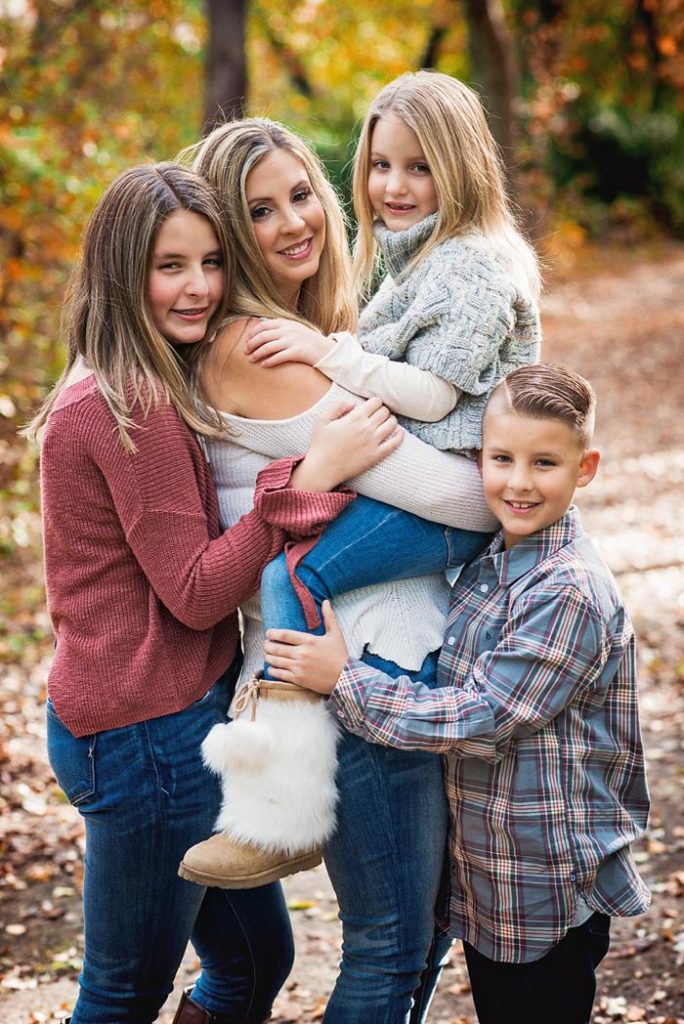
[181,118,356,334]
[24,162,231,449]
[352,70,540,299]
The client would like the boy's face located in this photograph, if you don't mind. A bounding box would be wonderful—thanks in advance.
[480,405,600,549]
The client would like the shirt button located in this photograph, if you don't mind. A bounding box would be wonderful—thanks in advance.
[480,583,489,593]
[337,709,345,719]
[570,873,577,882]
[447,636,456,646]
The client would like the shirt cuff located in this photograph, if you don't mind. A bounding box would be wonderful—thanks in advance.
[254,456,356,535]
[327,657,383,730]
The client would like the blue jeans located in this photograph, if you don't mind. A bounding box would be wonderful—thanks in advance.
[46,675,294,1024]
[258,498,487,1019]
[323,652,453,1023]
[260,495,490,652]
[463,913,611,1024]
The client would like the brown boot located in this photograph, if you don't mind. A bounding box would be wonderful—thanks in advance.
[171,988,218,1023]
[180,676,335,889]
[179,832,322,888]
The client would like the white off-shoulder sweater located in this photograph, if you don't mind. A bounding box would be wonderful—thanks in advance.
[204,384,496,685]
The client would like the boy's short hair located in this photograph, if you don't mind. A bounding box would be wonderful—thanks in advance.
[487,364,596,448]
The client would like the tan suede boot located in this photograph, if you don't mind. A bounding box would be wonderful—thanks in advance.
[179,677,335,889]
[178,833,322,888]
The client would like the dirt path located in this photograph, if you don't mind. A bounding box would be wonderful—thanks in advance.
[1,244,683,1024]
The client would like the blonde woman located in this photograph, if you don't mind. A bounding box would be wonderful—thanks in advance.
[177,118,498,1023]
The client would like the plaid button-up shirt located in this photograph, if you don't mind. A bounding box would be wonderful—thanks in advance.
[329,507,651,962]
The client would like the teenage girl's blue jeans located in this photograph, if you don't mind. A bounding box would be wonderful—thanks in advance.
[46,672,294,1024]
[260,498,489,1022]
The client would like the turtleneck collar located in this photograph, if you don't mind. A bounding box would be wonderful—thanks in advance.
[373,213,439,281]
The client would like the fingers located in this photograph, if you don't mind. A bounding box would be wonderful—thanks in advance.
[325,403,357,422]
[321,599,339,634]
[266,628,313,646]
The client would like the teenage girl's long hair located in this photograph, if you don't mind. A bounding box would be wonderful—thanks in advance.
[181,118,356,334]
[24,162,232,450]
[352,71,541,301]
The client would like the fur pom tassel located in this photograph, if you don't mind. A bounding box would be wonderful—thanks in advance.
[202,720,275,774]
[213,698,340,854]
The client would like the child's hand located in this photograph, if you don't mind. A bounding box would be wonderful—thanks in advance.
[244,318,335,367]
[291,397,403,492]
[264,601,348,694]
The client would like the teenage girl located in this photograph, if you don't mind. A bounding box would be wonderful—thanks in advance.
[174,118,496,1023]
[26,161,398,1024]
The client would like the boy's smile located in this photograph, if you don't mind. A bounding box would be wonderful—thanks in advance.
[481,407,600,549]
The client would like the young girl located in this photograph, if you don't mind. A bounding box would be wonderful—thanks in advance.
[174,117,496,1022]
[183,72,541,884]
[26,161,397,1024]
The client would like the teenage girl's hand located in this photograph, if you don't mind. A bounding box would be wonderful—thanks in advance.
[244,318,335,367]
[291,397,403,492]
[264,601,348,694]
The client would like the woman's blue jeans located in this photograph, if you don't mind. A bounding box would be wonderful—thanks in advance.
[258,498,488,1020]
[46,676,294,1024]
[322,652,453,1024]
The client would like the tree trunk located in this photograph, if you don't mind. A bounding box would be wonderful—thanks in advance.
[462,0,520,196]
[204,0,247,132]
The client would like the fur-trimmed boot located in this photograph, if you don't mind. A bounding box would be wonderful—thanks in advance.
[178,677,339,889]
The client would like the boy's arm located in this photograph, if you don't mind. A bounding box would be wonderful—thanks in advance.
[314,331,460,421]
[266,586,609,761]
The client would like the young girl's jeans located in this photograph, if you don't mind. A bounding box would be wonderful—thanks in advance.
[46,670,294,1024]
[260,495,490,653]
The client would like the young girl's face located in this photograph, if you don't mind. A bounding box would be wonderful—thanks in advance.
[246,148,326,305]
[148,209,224,346]
[367,113,438,231]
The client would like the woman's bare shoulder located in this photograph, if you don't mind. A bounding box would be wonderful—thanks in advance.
[203,319,332,419]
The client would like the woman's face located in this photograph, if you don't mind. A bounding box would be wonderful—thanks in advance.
[148,209,224,346]
[245,148,326,305]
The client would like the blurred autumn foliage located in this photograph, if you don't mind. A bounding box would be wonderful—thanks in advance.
[0,0,683,657]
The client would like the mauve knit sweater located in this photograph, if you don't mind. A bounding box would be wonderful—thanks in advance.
[41,377,353,737]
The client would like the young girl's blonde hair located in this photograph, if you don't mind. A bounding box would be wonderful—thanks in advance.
[182,118,356,334]
[352,70,540,299]
[24,162,231,449]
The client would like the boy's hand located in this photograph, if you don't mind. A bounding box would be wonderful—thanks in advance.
[264,601,348,694]
[244,318,335,367]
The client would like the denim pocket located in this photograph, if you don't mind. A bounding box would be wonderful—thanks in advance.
[46,699,97,807]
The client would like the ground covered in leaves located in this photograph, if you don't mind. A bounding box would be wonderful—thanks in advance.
[1,243,683,1023]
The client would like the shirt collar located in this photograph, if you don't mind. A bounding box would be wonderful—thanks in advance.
[482,507,584,586]
[373,213,439,281]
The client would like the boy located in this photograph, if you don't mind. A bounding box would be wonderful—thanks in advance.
[264,363,651,1024]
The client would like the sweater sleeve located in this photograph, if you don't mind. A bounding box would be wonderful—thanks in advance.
[100,403,354,631]
[315,330,460,421]
[404,248,527,396]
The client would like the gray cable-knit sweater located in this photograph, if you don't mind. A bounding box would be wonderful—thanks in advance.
[360,214,541,451]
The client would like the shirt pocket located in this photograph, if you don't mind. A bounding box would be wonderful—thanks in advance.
[46,699,97,807]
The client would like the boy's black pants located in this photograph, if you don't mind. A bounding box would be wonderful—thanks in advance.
[463,912,611,1024]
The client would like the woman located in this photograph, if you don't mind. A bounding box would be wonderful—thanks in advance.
[26,161,401,1024]
[179,120,495,1023]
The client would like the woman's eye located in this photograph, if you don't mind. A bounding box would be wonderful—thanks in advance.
[159,261,180,271]
[412,163,431,174]
[372,159,389,170]
[493,455,511,464]
[203,257,223,268]
[250,205,270,220]
[537,460,556,468]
